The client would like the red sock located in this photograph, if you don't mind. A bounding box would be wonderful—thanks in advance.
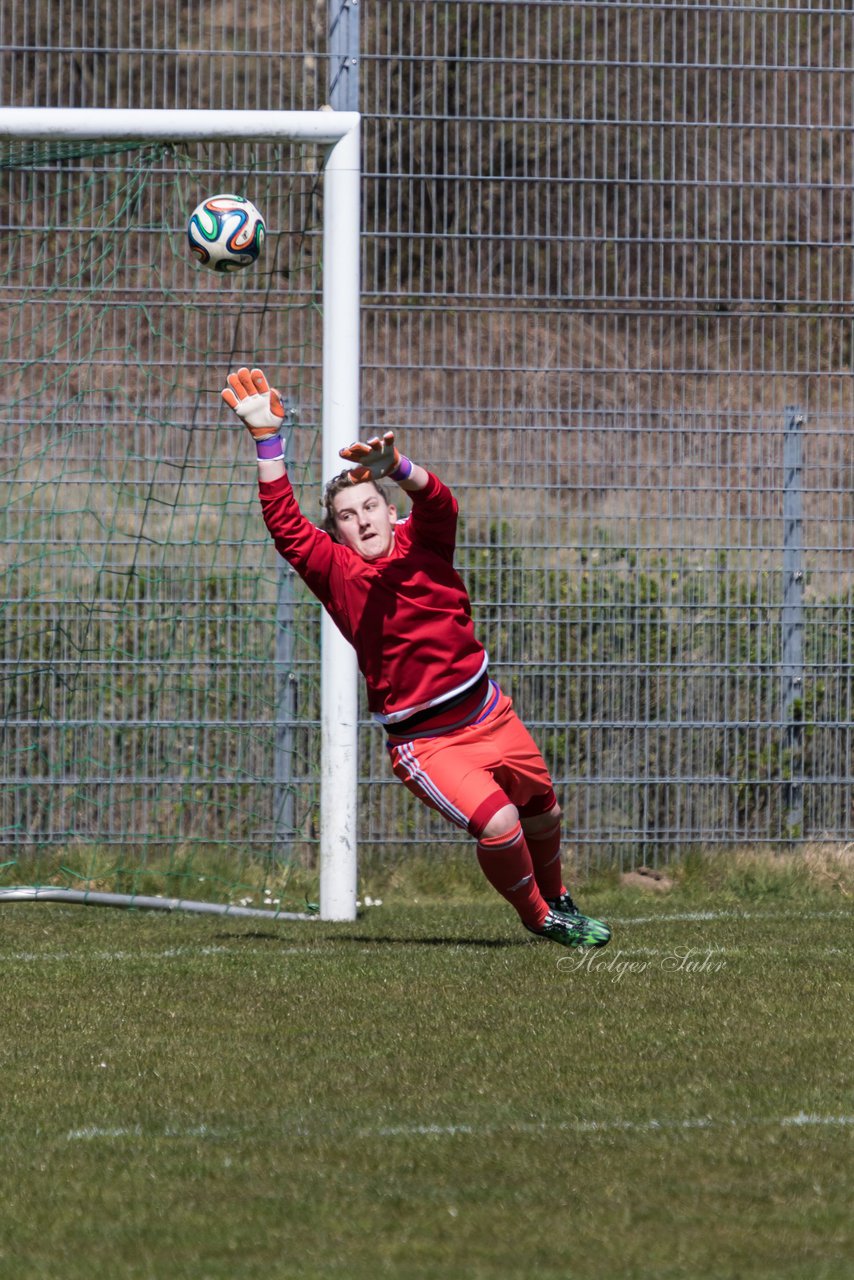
[476,821,549,928]
[523,817,566,901]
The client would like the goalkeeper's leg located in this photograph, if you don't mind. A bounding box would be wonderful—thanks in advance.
[388,738,610,948]
[474,802,551,929]
[518,794,566,901]
[474,805,609,948]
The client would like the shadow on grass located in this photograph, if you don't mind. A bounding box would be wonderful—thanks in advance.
[213,929,525,949]
[331,933,525,948]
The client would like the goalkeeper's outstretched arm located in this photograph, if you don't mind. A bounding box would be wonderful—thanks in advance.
[222,366,429,492]
[221,367,288,483]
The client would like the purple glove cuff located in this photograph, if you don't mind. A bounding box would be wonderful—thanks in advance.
[256,435,284,461]
[389,454,413,482]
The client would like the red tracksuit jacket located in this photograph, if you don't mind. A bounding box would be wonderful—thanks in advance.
[259,471,488,725]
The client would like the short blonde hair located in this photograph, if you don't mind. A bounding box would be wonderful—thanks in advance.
[321,470,391,540]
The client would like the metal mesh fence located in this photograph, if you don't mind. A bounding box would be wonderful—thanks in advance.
[1,1,853,872]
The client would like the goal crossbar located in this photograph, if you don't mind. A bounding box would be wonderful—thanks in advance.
[0,106,360,923]
[0,106,359,145]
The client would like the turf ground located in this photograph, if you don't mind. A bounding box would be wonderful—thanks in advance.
[1,860,852,1280]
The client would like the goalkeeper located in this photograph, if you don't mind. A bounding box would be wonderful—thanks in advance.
[223,367,610,950]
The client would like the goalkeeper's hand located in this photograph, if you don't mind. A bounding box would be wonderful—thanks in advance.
[221,367,285,441]
[339,432,400,483]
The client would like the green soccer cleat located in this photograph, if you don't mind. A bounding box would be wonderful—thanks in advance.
[546,890,581,915]
[525,906,611,949]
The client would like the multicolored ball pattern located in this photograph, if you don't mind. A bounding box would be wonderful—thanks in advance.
[187,194,265,272]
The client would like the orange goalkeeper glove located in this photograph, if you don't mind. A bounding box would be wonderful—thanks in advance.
[339,431,412,484]
[222,367,285,459]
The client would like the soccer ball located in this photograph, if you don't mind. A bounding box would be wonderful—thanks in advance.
[187,194,265,272]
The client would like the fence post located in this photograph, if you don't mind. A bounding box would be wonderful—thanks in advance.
[782,406,804,838]
[329,0,360,112]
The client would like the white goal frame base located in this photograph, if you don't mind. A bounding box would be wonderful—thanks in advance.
[0,107,360,922]
[0,887,316,921]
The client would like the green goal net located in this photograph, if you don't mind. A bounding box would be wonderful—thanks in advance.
[0,136,328,916]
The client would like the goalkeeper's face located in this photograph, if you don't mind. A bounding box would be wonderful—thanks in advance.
[330,481,398,560]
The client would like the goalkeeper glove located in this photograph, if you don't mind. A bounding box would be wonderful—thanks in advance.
[222,367,285,459]
[339,432,412,484]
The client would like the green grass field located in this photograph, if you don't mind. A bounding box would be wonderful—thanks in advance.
[1,855,852,1280]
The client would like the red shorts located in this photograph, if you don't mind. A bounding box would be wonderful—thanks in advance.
[386,683,556,838]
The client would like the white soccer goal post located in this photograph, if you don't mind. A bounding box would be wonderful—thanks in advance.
[0,106,360,922]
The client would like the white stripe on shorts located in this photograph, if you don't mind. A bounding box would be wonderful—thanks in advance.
[395,740,470,829]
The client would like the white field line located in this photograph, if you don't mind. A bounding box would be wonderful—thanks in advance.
[371,1113,854,1139]
[1,907,852,966]
[610,907,852,926]
[3,901,850,962]
[66,1123,225,1142]
[62,1112,854,1144]
[0,945,306,963]
[6,945,849,973]
[1,906,850,965]
[2,944,695,962]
